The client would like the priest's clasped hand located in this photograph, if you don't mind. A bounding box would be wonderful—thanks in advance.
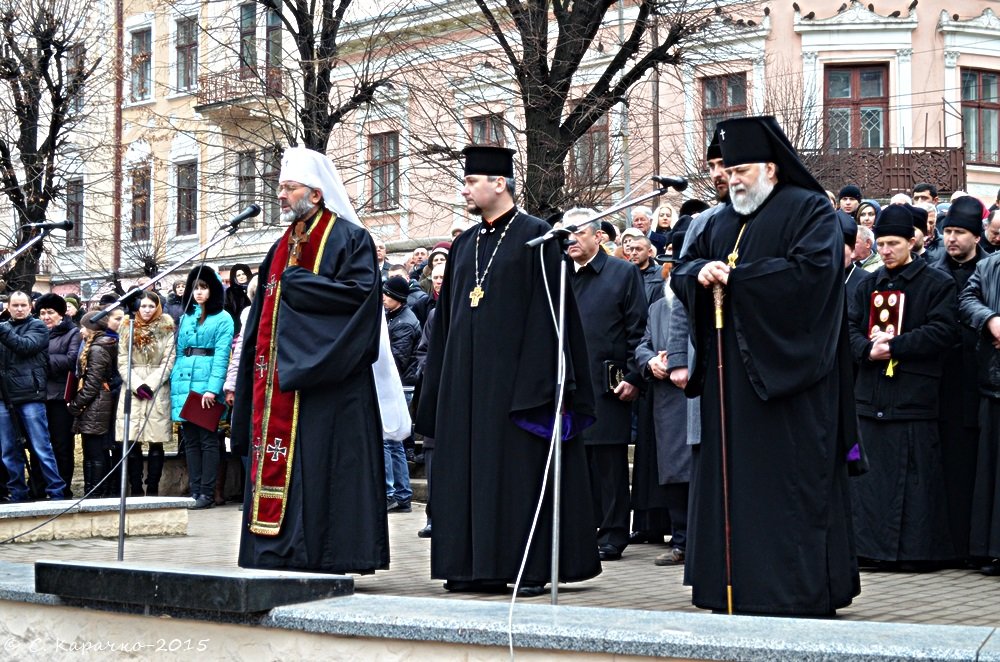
[697,260,730,287]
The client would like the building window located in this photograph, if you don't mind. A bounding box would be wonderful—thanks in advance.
[262,147,280,223]
[65,179,83,248]
[571,111,610,185]
[369,132,400,211]
[237,150,256,221]
[824,65,888,150]
[702,73,747,149]
[962,69,1000,165]
[264,9,282,94]
[470,114,505,146]
[176,17,198,92]
[131,165,151,241]
[239,3,256,77]
[266,9,281,67]
[69,44,86,113]
[176,162,197,235]
[130,28,152,101]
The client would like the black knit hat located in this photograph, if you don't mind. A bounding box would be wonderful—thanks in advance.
[384,275,410,304]
[838,185,862,201]
[600,220,618,242]
[838,211,858,246]
[873,204,916,240]
[34,293,67,316]
[910,205,929,236]
[941,195,985,237]
[678,199,711,217]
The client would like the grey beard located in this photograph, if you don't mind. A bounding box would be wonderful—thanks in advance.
[280,194,315,224]
[731,170,775,215]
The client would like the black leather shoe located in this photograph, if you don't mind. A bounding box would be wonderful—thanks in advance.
[516,584,547,597]
[598,544,622,561]
[443,580,507,594]
[417,524,432,538]
[628,530,650,544]
[387,498,412,513]
[189,495,214,510]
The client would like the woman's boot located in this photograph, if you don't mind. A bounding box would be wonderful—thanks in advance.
[127,444,145,496]
[146,444,165,496]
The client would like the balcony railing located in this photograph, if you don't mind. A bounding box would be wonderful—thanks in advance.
[798,147,966,199]
[195,67,283,109]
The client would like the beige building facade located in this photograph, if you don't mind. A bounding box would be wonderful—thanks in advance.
[14,0,1000,295]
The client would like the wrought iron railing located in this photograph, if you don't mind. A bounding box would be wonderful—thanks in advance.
[798,147,966,199]
[195,67,283,108]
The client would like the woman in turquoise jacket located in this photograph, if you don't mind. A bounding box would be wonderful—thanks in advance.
[171,265,234,510]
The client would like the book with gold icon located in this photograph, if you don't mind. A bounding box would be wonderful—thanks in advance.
[868,290,905,339]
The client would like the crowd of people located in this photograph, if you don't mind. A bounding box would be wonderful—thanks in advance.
[0,263,255,509]
[2,125,1000,617]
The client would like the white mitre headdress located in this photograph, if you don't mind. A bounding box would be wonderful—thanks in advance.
[278,147,361,227]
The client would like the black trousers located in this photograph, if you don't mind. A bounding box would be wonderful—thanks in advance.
[45,400,76,498]
[182,422,220,496]
[664,482,690,550]
[586,444,631,550]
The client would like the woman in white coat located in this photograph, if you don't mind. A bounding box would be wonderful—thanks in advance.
[116,291,176,495]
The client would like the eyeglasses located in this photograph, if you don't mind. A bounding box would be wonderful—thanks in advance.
[276,184,304,194]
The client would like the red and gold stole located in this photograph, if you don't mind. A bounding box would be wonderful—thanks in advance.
[248,208,337,535]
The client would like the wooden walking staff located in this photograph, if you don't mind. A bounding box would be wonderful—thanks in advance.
[713,282,735,615]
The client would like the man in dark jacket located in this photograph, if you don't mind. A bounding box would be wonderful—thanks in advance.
[0,291,66,502]
[958,247,1000,575]
[629,235,665,305]
[566,207,647,562]
[383,274,421,513]
[36,293,81,498]
[848,204,959,568]
[928,195,989,561]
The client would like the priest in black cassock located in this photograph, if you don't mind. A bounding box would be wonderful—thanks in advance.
[415,146,601,596]
[671,116,860,615]
[233,147,389,574]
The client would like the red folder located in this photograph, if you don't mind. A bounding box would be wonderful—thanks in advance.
[179,391,226,431]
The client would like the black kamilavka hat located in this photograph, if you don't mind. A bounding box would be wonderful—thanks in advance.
[462,145,515,178]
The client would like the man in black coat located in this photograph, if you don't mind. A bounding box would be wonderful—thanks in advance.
[928,195,989,561]
[848,204,960,568]
[565,207,647,561]
[0,291,66,502]
[672,116,860,615]
[958,246,1000,575]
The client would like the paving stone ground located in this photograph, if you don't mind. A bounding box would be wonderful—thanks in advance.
[1,501,997,627]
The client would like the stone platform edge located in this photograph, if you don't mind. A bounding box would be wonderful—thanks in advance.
[0,561,997,661]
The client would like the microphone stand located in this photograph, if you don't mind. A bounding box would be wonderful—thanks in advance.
[99,219,245,562]
[526,183,676,248]
[526,183,675,604]
[0,227,57,273]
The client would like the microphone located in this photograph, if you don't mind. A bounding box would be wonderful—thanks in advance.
[226,204,261,229]
[25,220,74,231]
[525,224,580,248]
[651,176,688,192]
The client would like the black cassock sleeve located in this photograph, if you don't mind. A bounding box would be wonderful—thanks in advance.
[276,225,381,392]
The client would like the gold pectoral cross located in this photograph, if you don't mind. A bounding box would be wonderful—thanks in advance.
[469,285,484,307]
[288,220,309,267]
